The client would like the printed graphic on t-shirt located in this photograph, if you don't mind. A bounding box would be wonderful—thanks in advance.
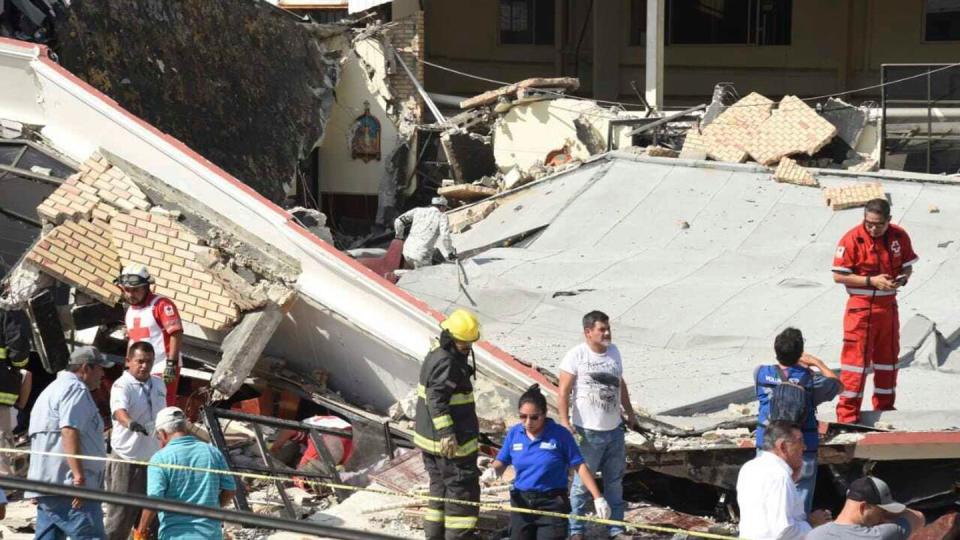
[584,369,620,413]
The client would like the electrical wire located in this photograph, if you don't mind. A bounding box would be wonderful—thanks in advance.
[418,57,960,111]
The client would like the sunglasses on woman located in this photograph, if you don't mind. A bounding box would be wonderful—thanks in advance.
[518,413,542,421]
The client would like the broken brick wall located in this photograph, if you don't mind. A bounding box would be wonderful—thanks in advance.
[54,0,340,204]
[384,11,424,119]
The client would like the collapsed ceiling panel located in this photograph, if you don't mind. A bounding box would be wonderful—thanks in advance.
[399,154,960,418]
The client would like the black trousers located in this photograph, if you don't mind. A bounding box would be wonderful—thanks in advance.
[422,452,480,540]
[509,490,571,540]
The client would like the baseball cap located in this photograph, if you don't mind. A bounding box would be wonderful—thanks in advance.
[68,346,116,368]
[847,476,906,513]
[154,406,186,433]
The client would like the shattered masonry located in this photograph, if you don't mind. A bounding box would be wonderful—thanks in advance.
[773,157,819,187]
[823,182,886,210]
[26,153,245,330]
[744,95,838,166]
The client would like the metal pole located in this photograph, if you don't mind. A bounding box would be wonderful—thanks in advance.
[0,477,402,540]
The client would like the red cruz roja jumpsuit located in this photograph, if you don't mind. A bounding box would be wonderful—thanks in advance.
[832,223,917,424]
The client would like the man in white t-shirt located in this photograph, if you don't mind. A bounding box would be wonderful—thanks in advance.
[558,310,640,540]
[104,341,166,540]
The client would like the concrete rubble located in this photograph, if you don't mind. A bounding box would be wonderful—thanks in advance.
[4,8,960,535]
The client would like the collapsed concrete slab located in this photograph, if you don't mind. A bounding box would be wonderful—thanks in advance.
[1,37,547,413]
[400,152,960,419]
[773,157,819,187]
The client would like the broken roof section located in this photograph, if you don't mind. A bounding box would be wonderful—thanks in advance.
[0,37,544,411]
[399,153,960,420]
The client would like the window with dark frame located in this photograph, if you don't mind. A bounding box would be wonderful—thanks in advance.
[630,0,648,46]
[499,0,555,45]
[664,0,791,46]
[926,0,960,41]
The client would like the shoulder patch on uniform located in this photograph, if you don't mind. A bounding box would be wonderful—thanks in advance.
[163,304,175,316]
[891,240,901,255]
[835,246,845,258]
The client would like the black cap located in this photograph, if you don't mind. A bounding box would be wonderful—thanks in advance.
[846,477,905,513]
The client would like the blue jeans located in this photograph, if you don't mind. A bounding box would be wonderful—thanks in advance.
[569,425,625,537]
[35,496,106,540]
[796,453,818,514]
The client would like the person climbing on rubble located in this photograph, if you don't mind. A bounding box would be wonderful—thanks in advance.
[558,310,640,540]
[755,327,842,513]
[393,196,456,269]
[482,383,610,540]
[0,304,33,476]
[831,199,917,424]
[415,309,481,540]
[116,264,183,406]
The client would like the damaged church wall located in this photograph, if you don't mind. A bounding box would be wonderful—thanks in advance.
[53,0,340,204]
[316,13,422,224]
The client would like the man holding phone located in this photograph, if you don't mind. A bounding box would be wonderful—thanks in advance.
[831,199,918,424]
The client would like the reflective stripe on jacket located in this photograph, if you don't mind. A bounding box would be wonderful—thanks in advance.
[414,340,479,457]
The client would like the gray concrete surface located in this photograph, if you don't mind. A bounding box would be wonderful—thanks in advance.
[400,155,960,421]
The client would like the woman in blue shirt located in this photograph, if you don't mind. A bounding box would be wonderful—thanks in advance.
[482,384,610,540]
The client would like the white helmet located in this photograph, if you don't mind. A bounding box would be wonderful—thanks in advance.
[431,196,449,207]
[115,264,154,287]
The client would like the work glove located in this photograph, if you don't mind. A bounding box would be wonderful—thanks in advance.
[480,467,499,484]
[162,360,177,385]
[128,422,149,436]
[447,250,458,262]
[594,497,611,520]
[439,435,458,458]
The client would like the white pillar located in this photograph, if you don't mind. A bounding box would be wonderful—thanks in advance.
[645,0,665,111]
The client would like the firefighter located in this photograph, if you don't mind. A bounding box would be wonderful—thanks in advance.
[115,265,183,406]
[0,307,32,475]
[831,199,918,424]
[415,309,481,540]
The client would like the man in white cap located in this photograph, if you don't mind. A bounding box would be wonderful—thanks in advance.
[806,476,925,540]
[393,196,456,269]
[27,346,116,539]
[116,264,183,406]
[136,406,236,540]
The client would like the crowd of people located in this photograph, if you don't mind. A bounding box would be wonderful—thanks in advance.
[414,200,924,540]
[0,198,926,539]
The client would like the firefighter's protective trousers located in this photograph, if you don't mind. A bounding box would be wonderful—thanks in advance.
[415,339,480,540]
[422,453,480,540]
[837,294,899,424]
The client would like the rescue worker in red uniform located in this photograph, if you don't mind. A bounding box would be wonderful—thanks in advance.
[415,309,481,540]
[831,199,918,424]
[115,265,183,406]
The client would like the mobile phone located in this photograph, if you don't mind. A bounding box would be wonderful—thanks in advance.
[895,274,908,285]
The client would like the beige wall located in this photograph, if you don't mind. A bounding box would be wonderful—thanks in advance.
[422,0,960,103]
[318,36,404,195]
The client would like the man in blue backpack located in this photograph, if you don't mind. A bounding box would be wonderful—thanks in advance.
[755,328,842,513]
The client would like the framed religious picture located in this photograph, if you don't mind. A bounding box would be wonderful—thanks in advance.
[351,102,381,162]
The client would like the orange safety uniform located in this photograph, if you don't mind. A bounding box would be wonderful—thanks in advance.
[832,223,917,423]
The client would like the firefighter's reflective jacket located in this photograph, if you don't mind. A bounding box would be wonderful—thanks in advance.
[414,336,478,457]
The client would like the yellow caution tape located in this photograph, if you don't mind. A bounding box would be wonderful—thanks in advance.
[0,447,740,540]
